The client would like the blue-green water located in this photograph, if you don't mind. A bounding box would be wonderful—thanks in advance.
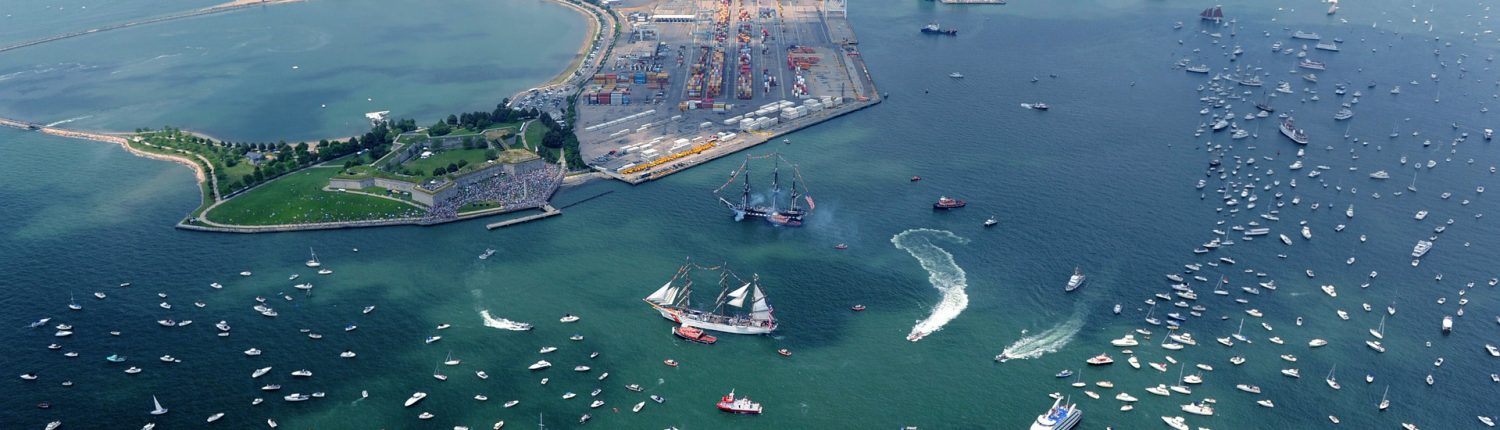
[0,0,583,141]
[4,0,1500,429]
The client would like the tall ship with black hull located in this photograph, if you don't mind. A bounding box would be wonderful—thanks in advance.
[643,260,778,335]
[714,153,814,227]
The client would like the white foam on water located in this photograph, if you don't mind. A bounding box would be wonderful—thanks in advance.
[997,307,1087,361]
[891,228,971,342]
[45,115,90,127]
[479,309,532,331]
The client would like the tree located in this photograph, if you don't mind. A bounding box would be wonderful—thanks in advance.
[485,149,499,160]
[457,159,469,168]
[446,163,459,173]
[429,121,451,137]
[446,114,458,126]
[432,167,446,177]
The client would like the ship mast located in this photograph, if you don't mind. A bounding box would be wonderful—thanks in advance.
[709,268,733,313]
[788,163,801,211]
[740,158,752,210]
[771,155,781,212]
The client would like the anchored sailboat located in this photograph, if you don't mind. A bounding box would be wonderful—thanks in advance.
[713,153,814,227]
[643,259,777,335]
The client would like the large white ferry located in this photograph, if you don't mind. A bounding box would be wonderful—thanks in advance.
[1029,398,1082,430]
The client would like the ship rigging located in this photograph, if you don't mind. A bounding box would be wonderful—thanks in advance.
[643,259,777,335]
[713,153,814,227]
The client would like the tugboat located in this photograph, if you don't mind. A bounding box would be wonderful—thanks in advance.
[933,196,967,209]
[716,390,763,414]
[672,325,718,344]
[920,23,958,36]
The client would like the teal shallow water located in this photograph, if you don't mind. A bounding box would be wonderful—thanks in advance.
[4,0,1500,429]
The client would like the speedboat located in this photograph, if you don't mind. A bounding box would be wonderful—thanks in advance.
[404,392,427,407]
[559,314,580,323]
[252,367,272,378]
[528,360,552,370]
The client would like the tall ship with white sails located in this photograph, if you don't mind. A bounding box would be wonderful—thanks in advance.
[713,153,814,227]
[643,260,778,335]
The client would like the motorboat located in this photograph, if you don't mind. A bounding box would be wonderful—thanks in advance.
[528,360,552,370]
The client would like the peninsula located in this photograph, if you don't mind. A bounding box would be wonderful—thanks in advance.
[1,0,878,233]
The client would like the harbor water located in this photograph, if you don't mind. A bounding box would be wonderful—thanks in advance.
[3,0,1500,428]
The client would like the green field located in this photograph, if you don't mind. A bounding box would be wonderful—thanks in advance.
[202,167,423,226]
[522,121,549,150]
[402,148,492,175]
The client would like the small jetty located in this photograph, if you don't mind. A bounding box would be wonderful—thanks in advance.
[485,205,561,230]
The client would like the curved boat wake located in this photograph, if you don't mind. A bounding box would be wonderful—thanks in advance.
[996,308,1087,362]
[478,310,533,331]
[891,228,971,342]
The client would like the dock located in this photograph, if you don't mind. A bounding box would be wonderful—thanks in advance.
[575,0,879,185]
[485,205,561,230]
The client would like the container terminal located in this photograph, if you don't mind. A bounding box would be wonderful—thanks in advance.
[575,0,878,184]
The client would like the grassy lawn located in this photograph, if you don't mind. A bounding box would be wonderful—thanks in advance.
[522,121,549,150]
[203,167,423,226]
[401,148,492,175]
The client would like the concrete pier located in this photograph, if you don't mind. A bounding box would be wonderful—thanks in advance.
[485,205,561,230]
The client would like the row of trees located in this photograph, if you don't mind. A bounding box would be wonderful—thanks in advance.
[428,102,542,137]
[139,118,415,196]
[533,97,585,168]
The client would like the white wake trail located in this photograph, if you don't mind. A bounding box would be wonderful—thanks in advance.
[478,309,533,331]
[891,228,971,342]
[996,308,1087,362]
[45,115,91,127]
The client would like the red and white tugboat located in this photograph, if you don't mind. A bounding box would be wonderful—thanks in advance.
[673,325,718,344]
[716,389,763,414]
[933,196,967,209]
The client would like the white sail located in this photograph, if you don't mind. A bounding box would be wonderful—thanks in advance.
[725,283,751,307]
[749,286,772,321]
[662,287,680,305]
[727,283,751,299]
[645,282,673,304]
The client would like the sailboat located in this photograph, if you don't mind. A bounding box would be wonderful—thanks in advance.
[432,361,447,381]
[1213,275,1230,296]
[1378,386,1390,411]
[1370,316,1386,339]
[150,395,169,415]
[713,153,813,227]
[67,294,81,311]
[1144,303,1161,326]
[1408,171,1418,192]
[1326,366,1341,390]
[1170,365,1192,394]
[1231,319,1249,342]
[643,259,777,335]
[305,248,321,268]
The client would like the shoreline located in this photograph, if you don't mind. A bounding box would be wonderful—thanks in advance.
[3,0,624,233]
